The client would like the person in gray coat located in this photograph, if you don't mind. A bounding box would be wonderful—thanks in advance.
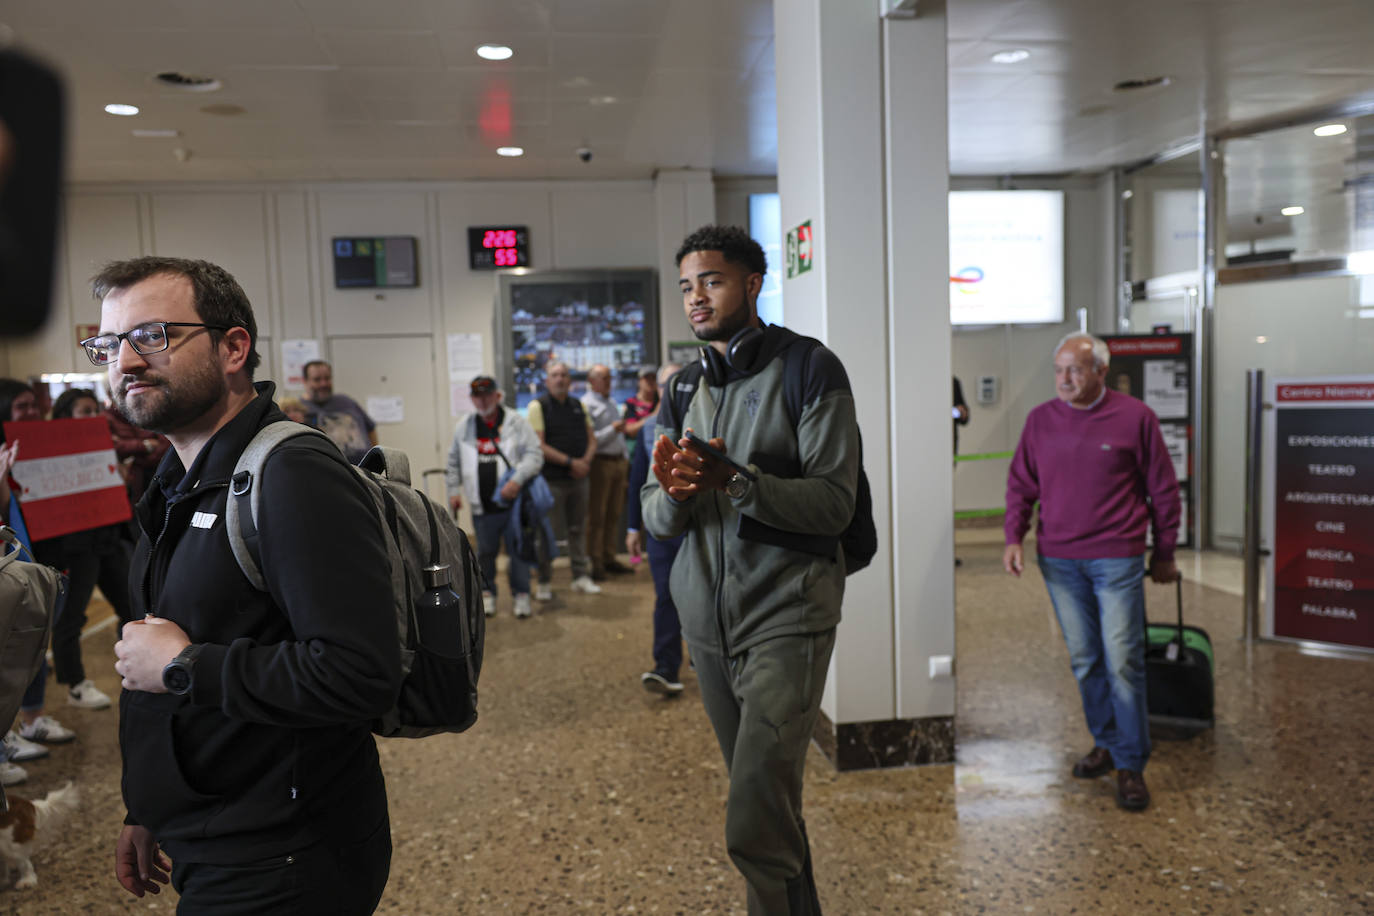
[446,376,544,618]
[642,226,859,915]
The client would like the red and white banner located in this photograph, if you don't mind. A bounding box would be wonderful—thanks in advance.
[1276,382,1374,403]
[3,417,130,541]
[1105,336,1184,356]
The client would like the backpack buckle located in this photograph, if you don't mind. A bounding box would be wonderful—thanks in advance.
[230,470,253,497]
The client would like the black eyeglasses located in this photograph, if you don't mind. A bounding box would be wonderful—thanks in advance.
[80,321,231,366]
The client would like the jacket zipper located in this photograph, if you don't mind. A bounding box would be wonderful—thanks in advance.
[141,496,176,616]
[709,386,732,659]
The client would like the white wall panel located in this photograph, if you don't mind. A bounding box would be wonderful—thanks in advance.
[550,185,657,269]
[316,190,433,336]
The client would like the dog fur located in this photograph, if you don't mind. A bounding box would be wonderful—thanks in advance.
[0,782,80,889]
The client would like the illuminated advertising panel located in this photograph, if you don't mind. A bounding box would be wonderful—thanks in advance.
[949,190,1064,325]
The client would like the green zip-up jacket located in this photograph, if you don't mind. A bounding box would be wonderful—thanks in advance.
[641,325,859,655]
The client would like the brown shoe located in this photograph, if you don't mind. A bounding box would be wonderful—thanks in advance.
[1116,769,1150,811]
[604,560,633,575]
[1072,746,1114,779]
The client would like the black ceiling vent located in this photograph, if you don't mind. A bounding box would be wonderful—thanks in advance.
[1113,76,1171,93]
[154,71,222,92]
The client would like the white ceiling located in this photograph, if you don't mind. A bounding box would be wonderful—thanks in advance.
[3,0,1374,183]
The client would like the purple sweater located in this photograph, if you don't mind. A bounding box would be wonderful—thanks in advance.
[1005,390,1181,561]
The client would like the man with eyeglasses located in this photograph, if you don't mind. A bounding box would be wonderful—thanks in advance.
[91,257,401,913]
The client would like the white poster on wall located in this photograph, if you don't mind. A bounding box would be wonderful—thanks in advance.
[1144,360,1189,419]
[447,333,484,383]
[281,339,321,389]
[1160,423,1188,483]
[367,395,405,424]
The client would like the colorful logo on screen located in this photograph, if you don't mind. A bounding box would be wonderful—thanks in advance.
[950,266,984,293]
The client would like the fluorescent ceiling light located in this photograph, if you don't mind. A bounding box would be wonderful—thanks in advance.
[104,103,139,116]
[476,44,513,61]
[991,49,1030,64]
[1280,206,1304,216]
[496,146,524,157]
[1313,123,1347,137]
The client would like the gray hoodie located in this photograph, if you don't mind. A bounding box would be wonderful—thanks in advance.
[641,325,858,656]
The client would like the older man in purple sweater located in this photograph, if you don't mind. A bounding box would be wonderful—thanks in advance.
[1003,333,1180,812]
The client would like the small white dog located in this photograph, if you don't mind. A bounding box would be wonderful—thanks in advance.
[0,782,80,889]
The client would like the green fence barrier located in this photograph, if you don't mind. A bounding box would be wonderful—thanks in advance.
[954,450,1014,463]
[954,507,1005,520]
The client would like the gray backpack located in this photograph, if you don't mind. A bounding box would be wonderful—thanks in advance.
[225,422,485,738]
[0,526,63,807]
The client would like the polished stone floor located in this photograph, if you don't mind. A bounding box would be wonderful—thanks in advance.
[3,538,1371,914]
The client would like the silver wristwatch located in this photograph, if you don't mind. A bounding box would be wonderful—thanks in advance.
[725,472,752,500]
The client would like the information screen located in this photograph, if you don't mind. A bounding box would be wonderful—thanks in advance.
[949,190,1064,325]
[468,226,530,270]
[332,237,418,289]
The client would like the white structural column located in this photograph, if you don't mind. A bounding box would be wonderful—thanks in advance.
[654,169,716,361]
[774,0,953,769]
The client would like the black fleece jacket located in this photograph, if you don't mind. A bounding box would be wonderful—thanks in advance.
[120,382,401,864]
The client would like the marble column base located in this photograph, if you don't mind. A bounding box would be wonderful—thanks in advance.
[812,710,955,771]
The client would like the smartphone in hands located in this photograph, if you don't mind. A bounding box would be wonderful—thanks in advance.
[682,431,756,481]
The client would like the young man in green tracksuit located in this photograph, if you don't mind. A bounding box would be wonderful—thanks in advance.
[641,225,859,915]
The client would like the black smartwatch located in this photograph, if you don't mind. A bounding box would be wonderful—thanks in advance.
[162,644,203,696]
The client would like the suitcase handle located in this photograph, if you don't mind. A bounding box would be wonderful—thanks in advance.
[1142,570,1186,643]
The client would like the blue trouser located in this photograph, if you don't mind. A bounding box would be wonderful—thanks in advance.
[1038,554,1151,773]
[473,510,530,597]
[647,534,683,678]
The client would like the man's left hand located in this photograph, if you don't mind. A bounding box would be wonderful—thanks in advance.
[675,431,736,494]
[1148,556,1180,584]
[499,478,522,501]
[114,618,191,693]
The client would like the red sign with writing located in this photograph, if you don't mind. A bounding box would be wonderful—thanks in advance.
[1276,382,1374,402]
[1105,337,1183,355]
[2,418,130,541]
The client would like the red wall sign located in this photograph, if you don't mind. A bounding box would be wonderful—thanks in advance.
[3,417,130,541]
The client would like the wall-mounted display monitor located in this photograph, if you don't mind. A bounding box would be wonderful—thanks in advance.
[468,226,530,270]
[949,190,1064,325]
[332,237,418,288]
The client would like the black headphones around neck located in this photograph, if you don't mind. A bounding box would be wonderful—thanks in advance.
[699,325,765,387]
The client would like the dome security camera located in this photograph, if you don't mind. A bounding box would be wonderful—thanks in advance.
[577,147,593,163]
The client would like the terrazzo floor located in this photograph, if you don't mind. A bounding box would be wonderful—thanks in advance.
[3,539,1370,914]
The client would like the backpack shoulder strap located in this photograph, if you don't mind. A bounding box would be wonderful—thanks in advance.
[663,361,704,433]
[227,421,335,591]
[781,334,822,429]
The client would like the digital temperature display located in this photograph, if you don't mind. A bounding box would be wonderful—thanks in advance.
[467,226,530,270]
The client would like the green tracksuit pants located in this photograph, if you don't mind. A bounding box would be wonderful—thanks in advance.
[690,628,837,915]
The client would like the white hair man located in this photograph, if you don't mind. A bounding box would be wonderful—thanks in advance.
[1003,332,1181,812]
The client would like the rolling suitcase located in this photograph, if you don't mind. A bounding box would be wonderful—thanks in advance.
[1145,575,1214,735]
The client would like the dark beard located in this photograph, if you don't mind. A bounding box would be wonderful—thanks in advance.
[114,362,226,433]
[692,293,755,343]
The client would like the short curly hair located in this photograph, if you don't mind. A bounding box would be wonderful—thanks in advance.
[674,225,767,277]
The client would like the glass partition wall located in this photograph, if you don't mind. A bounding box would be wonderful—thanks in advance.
[1118,111,1374,549]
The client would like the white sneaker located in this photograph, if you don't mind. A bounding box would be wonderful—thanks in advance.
[513,594,532,618]
[68,679,112,710]
[2,730,48,762]
[0,761,27,786]
[482,591,496,618]
[570,576,602,595]
[534,584,553,601]
[19,715,75,745]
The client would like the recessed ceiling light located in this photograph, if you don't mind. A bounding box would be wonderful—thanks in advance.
[1281,206,1305,216]
[476,44,513,61]
[1121,189,1134,200]
[1313,123,1347,137]
[1255,336,1268,344]
[991,49,1030,64]
[104,103,139,116]
[588,95,618,106]
[496,146,524,157]
[131,129,180,138]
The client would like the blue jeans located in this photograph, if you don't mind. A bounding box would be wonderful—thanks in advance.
[474,511,530,598]
[647,534,683,678]
[1038,554,1151,772]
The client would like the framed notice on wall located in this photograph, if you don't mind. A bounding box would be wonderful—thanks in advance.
[1102,333,1194,548]
[1262,376,1374,652]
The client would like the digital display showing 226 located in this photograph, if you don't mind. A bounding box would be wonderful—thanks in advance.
[467,226,530,270]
